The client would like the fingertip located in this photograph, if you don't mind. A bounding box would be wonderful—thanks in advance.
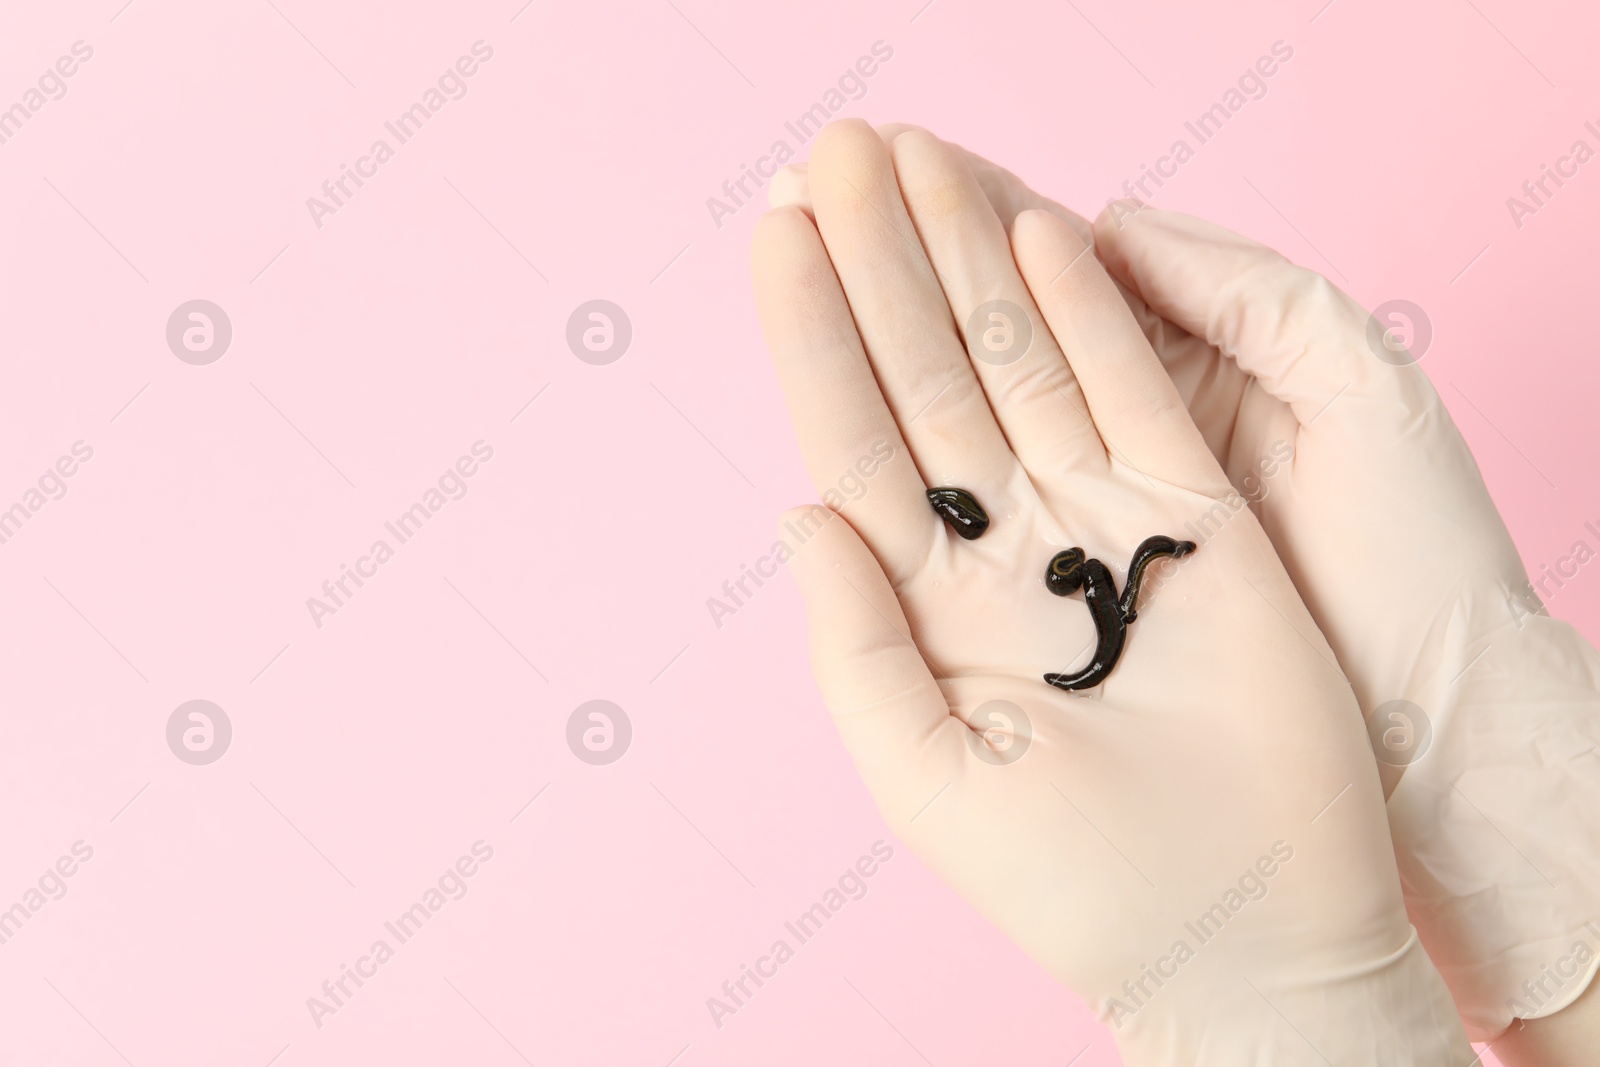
[755,202,809,232]
[887,128,981,222]
[874,121,929,145]
[812,117,878,163]
[750,205,813,270]
[887,125,941,157]
[809,119,899,208]
[767,163,813,213]
[1010,206,1050,241]
[1012,207,1090,271]
[752,202,825,257]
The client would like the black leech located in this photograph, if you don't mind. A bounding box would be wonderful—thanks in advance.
[1044,536,1196,691]
[923,488,1195,691]
[927,487,990,540]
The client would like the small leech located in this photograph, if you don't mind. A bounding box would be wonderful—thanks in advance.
[927,487,990,540]
[1043,536,1196,691]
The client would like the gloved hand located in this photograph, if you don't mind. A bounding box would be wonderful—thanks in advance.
[1093,201,1600,1046]
[752,119,1473,1064]
[772,125,1600,1047]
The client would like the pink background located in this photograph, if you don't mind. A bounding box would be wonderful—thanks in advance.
[2,0,1596,1063]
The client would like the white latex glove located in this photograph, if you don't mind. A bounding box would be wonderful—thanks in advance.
[775,130,1600,1045]
[1093,203,1600,1043]
[752,120,1472,1065]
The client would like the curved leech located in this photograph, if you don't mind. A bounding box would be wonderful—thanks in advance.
[1043,536,1196,691]
[1118,535,1195,623]
[1044,554,1127,691]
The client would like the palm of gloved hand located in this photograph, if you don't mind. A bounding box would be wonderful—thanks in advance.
[752,121,1461,1061]
[777,129,1543,775]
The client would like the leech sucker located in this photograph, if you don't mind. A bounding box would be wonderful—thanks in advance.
[927,487,990,540]
[1043,536,1196,691]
